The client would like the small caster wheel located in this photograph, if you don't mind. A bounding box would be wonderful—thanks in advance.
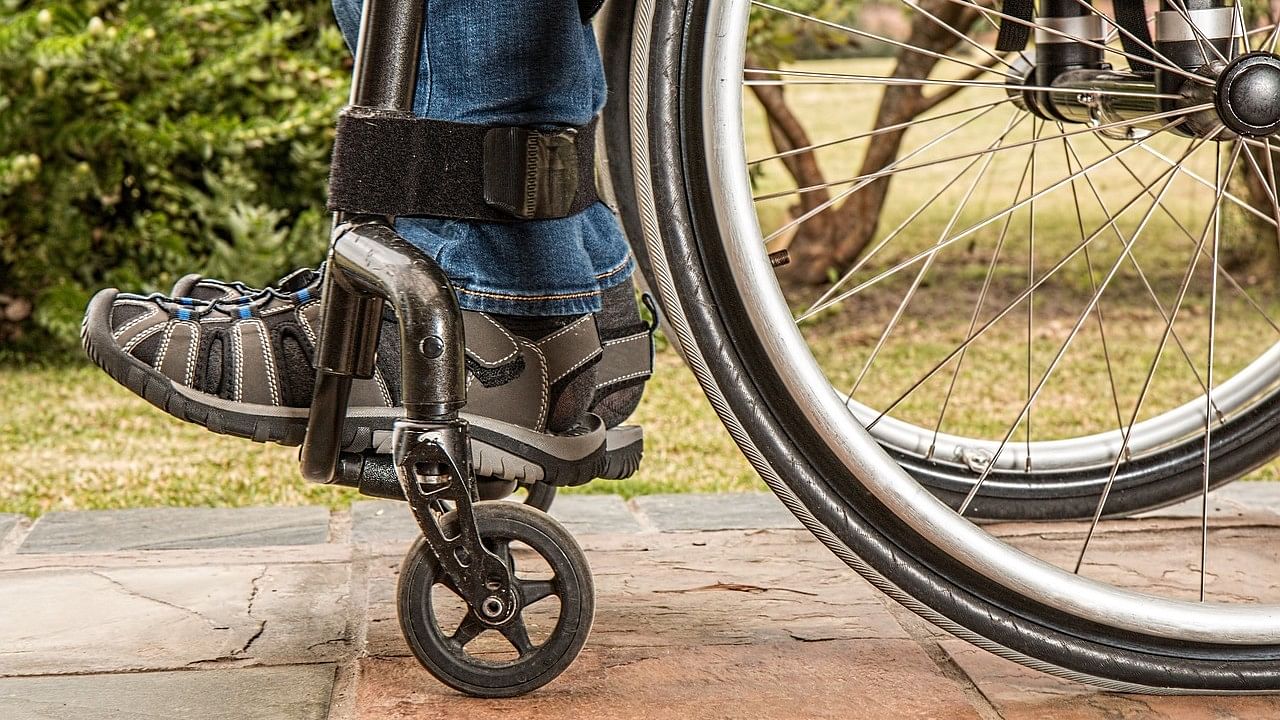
[397,501,593,697]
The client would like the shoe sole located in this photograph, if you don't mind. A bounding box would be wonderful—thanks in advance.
[83,289,614,486]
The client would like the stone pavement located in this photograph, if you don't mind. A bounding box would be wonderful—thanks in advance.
[3,488,1280,719]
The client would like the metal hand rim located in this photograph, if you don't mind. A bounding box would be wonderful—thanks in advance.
[702,0,1280,643]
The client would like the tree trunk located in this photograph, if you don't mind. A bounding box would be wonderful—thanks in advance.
[785,0,986,284]
[747,71,839,248]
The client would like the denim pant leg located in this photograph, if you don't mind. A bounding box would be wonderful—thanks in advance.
[330,0,633,316]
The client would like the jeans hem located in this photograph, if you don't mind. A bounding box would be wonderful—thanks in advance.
[454,259,635,316]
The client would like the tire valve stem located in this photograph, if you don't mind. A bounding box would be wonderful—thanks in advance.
[768,249,791,268]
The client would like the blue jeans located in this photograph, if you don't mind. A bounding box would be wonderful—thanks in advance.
[331,0,633,316]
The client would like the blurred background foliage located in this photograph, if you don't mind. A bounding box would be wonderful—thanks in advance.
[0,0,913,356]
[0,0,349,354]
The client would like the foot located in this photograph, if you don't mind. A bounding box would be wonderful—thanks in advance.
[83,276,628,486]
[173,265,654,431]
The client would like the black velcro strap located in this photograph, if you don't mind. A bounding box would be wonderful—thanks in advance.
[1113,0,1155,74]
[579,0,605,22]
[995,0,1035,52]
[327,107,599,222]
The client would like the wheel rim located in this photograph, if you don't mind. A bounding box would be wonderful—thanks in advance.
[700,0,1280,641]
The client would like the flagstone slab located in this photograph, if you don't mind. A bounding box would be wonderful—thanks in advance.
[19,507,330,553]
[355,640,981,720]
[631,493,802,531]
[1138,482,1280,520]
[0,561,351,676]
[0,514,19,548]
[0,665,334,720]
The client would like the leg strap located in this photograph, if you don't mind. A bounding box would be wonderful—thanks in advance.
[995,0,1035,53]
[327,107,599,222]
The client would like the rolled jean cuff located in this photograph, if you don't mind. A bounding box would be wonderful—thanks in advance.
[453,255,635,316]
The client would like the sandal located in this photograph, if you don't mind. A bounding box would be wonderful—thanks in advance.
[83,280,621,486]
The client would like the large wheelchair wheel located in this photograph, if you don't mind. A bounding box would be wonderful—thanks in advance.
[600,0,1280,521]
[628,0,1280,690]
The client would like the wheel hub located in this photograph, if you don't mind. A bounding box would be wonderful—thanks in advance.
[1215,52,1280,137]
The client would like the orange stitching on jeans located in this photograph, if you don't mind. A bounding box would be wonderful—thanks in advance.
[593,255,632,281]
[456,287,602,302]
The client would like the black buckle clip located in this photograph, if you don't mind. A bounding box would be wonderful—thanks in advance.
[483,126,580,220]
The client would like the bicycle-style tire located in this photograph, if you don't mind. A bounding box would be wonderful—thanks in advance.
[596,1,1280,522]
[623,0,1280,690]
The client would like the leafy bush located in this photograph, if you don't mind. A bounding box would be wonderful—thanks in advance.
[0,0,350,351]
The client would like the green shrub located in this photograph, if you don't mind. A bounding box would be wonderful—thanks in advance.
[0,0,350,352]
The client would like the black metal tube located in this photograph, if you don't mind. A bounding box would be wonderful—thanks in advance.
[328,222,466,419]
[349,0,425,111]
[300,0,446,486]
[300,220,467,484]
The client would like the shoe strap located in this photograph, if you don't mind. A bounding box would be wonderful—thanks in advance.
[535,315,602,386]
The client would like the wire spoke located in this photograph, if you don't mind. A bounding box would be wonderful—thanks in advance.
[1240,139,1280,260]
[934,0,1215,86]
[757,105,1211,203]
[862,129,1204,434]
[955,134,1209,516]
[800,111,1027,317]
[844,113,1022,401]
[744,67,1185,100]
[748,98,1009,166]
[751,1,1022,79]
[1165,0,1229,66]
[900,0,1023,72]
[1075,138,1240,573]
[1061,135,1127,438]
[1122,143,1280,336]
[1201,145,1224,602]
[1060,0,1188,75]
[927,125,1037,453]
[1026,120,1039,467]
[1134,143,1275,228]
[767,104,1012,247]
[1070,137,1229,419]
[799,118,1189,322]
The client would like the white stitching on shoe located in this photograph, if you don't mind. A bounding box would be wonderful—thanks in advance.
[373,367,393,407]
[602,332,648,347]
[246,319,281,407]
[122,322,165,353]
[297,300,319,345]
[471,313,519,365]
[596,369,651,388]
[549,347,602,386]
[231,324,244,402]
[113,305,159,340]
[184,322,200,387]
[535,314,594,346]
[155,323,175,371]
[524,341,549,434]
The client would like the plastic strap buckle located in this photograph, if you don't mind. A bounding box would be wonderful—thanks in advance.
[483,126,581,220]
